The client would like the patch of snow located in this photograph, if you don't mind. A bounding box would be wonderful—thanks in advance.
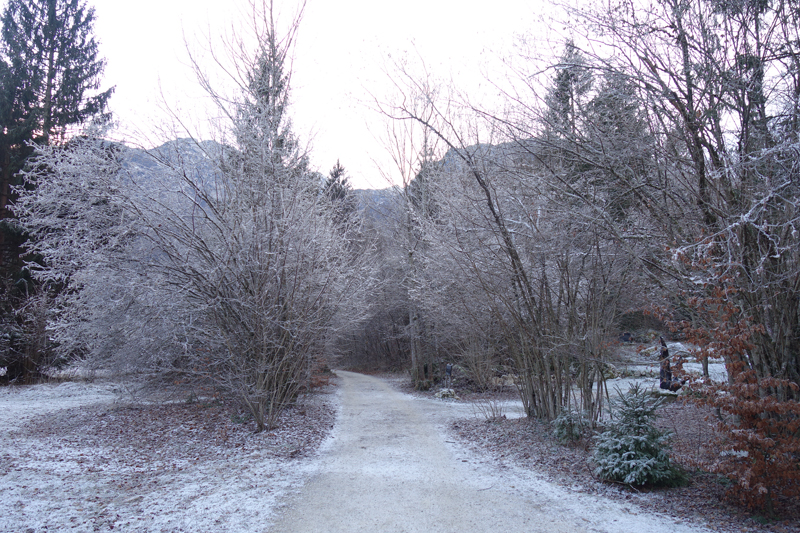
[0,381,331,532]
[683,361,728,383]
[0,381,120,436]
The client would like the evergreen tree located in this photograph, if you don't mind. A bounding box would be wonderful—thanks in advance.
[3,0,112,141]
[324,160,349,202]
[0,0,111,381]
[540,41,594,198]
[584,70,655,221]
[322,160,358,227]
[407,159,440,221]
[228,13,304,190]
[0,0,112,231]
[543,41,593,141]
[592,384,686,487]
[323,160,357,226]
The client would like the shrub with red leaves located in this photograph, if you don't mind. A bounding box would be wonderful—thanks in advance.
[704,373,800,516]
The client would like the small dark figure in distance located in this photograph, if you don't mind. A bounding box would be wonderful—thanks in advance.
[659,337,683,392]
[619,331,633,343]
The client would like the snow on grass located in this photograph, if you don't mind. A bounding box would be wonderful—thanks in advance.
[0,380,335,532]
[0,381,121,436]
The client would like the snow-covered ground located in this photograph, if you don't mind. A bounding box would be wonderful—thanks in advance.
[0,380,332,532]
[0,359,729,532]
[0,381,120,436]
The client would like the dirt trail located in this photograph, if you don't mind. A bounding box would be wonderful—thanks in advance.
[269,371,709,533]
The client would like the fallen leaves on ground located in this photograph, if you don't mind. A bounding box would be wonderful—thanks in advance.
[450,399,799,533]
[1,384,337,532]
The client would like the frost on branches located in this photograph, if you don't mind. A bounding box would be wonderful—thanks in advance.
[14,2,371,431]
[12,131,168,374]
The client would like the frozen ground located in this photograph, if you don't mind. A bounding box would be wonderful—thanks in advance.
[0,380,333,532]
[0,381,121,437]
[2,368,721,532]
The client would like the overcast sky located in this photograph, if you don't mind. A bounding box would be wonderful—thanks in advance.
[84,0,556,188]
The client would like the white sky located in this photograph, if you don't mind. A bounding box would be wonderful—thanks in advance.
[84,0,558,188]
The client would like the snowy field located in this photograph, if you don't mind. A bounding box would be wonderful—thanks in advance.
[0,381,335,532]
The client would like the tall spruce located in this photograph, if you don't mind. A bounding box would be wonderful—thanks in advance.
[584,71,655,221]
[0,0,111,381]
[323,160,357,225]
[543,41,592,142]
[0,0,112,219]
[324,160,350,202]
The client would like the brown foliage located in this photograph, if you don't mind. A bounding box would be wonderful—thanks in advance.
[668,282,800,516]
[702,374,800,516]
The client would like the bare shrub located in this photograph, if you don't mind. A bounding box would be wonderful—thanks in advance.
[456,336,496,391]
[473,395,506,422]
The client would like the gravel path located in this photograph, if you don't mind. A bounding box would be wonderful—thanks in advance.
[270,371,711,533]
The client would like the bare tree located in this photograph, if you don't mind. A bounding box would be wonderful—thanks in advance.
[564,0,800,389]
[374,76,448,388]
[15,1,373,430]
[376,58,644,422]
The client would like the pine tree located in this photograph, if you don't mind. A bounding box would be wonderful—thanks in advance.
[4,0,112,143]
[0,0,112,218]
[540,41,594,198]
[0,0,111,381]
[584,71,654,221]
[543,41,592,141]
[323,160,357,225]
[408,159,440,221]
[592,384,686,487]
[324,160,350,202]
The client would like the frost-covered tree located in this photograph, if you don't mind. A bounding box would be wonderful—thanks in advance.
[568,0,800,389]
[131,0,369,430]
[0,0,112,381]
[16,0,371,430]
[543,40,593,142]
[379,65,637,419]
[13,131,182,373]
[323,160,357,226]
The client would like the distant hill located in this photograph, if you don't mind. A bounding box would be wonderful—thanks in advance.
[121,138,222,186]
[121,139,406,230]
[352,187,402,225]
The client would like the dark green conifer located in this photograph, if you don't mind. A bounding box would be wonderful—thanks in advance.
[0,0,111,381]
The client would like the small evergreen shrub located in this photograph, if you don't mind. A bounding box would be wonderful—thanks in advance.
[552,408,586,444]
[592,384,686,486]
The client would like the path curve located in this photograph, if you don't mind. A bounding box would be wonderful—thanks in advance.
[270,371,709,533]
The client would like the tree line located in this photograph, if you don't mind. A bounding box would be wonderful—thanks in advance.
[2,0,799,513]
[376,0,800,512]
